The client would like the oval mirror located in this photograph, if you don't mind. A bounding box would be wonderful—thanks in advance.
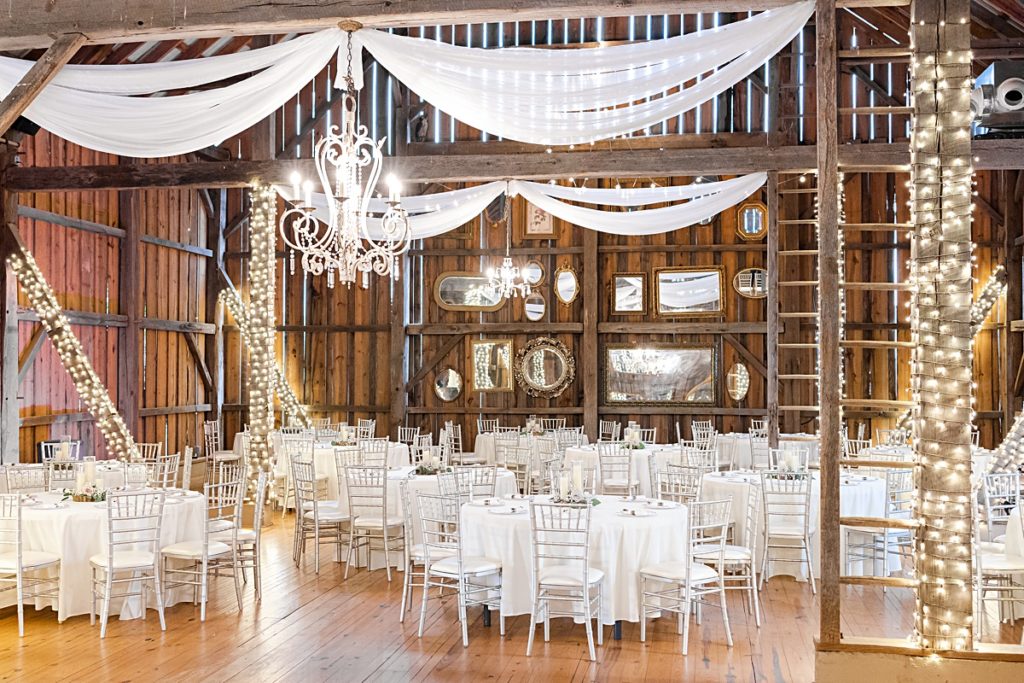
[554,265,579,305]
[524,291,546,321]
[433,367,463,402]
[726,363,751,402]
[522,260,545,286]
[736,202,767,240]
[733,267,769,299]
[434,272,505,311]
[515,337,576,398]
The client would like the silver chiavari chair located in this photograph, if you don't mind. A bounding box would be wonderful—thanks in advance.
[656,463,704,505]
[294,458,347,573]
[147,452,181,489]
[39,439,81,462]
[453,465,498,499]
[135,442,163,462]
[476,418,499,434]
[344,465,404,582]
[0,494,60,636]
[693,488,762,627]
[759,471,815,594]
[46,460,80,492]
[598,420,620,442]
[549,464,598,496]
[5,465,47,494]
[398,425,421,445]
[596,442,638,496]
[356,419,377,440]
[359,437,390,467]
[213,469,269,600]
[540,418,566,432]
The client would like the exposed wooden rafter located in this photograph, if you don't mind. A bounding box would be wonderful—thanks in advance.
[0,33,85,136]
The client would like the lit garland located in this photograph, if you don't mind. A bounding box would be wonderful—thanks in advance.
[6,248,138,461]
[247,184,278,497]
[218,287,311,429]
[986,412,1024,476]
[908,2,975,651]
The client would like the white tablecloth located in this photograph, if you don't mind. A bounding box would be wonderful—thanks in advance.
[232,432,411,500]
[0,462,127,493]
[474,432,589,465]
[563,444,681,497]
[716,433,821,469]
[1007,506,1024,558]
[0,490,205,622]
[460,495,688,624]
[861,445,994,483]
[700,470,890,581]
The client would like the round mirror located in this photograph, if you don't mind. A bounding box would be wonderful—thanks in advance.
[736,202,767,240]
[522,260,544,286]
[726,363,751,402]
[524,291,546,321]
[733,267,768,299]
[433,367,463,402]
[554,265,579,305]
[515,337,576,398]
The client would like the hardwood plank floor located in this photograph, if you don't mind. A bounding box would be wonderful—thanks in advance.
[1,520,1020,682]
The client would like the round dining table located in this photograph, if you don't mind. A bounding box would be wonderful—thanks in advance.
[0,489,206,622]
[474,432,589,466]
[562,443,680,497]
[460,494,688,625]
[700,469,892,581]
[715,433,821,469]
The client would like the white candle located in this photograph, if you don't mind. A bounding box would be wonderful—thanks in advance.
[302,179,314,207]
[75,469,85,491]
[559,473,569,499]
[95,475,104,491]
[59,441,69,460]
[84,460,96,484]
[571,462,583,492]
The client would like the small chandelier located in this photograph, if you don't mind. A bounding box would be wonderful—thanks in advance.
[279,24,410,289]
[486,198,530,299]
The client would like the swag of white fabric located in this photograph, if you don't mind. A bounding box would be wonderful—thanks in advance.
[0,3,811,156]
[276,172,766,239]
[351,1,813,145]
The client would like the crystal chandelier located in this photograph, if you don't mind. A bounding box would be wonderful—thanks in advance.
[486,198,530,299]
[279,25,410,289]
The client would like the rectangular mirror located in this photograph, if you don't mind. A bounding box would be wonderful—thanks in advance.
[434,272,505,312]
[604,344,716,405]
[654,266,724,316]
[471,339,514,392]
[611,272,646,314]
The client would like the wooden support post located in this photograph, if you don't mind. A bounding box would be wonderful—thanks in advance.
[117,186,140,437]
[767,171,780,448]
[0,32,85,137]
[582,227,599,440]
[910,0,975,650]
[0,158,18,463]
[205,189,227,422]
[1003,170,1022,428]
[390,260,408,436]
[17,324,45,383]
[815,0,842,647]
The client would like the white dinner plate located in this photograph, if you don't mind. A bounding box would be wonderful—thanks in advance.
[19,500,40,507]
[488,506,527,515]
[470,498,505,508]
[504,493,533,501]
[33,502,66,510]
[619,495,647,503]
[617,508,655,518]
[645,500,679,510]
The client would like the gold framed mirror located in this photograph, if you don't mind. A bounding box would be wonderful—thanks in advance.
[604,344,716,405]
[514,337,575,398]
[611,272,646,314]
[733,267,768,299]
[524,291,546,321]
[726,363,751,402]
[522,260,545,286]
[654,266,725,317]
[554,264,580,305]
[470,339,514,392]
[736,201,767,241]
[434,271,505,312]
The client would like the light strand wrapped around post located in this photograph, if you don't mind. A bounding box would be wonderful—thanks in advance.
[219,287,310,428]
[6,248,138,461]
[909,0,975,651]
[247,184,278,496]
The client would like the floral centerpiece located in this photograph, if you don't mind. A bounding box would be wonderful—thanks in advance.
[552,466,600,505]
[62,484,108,503]
[622,428,645,450]
[551,489,601,506]
[414,462,451,476]
[523,418,545,437]
[331,426,356,446]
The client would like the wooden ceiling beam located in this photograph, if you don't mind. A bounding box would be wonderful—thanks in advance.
[0,33,86,137]
[0,0,892,51]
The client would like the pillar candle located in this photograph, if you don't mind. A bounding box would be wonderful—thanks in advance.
[571,462,583,492]
[559,473,569,499]
[84,460,96,484]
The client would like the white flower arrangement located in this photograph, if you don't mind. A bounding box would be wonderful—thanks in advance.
[623,428,645,450]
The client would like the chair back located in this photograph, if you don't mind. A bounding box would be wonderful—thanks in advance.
[760,471,812,536]
[596,442,631,488]
[311,417,331,430]
[356,418,376,440]
[6,465,47,494]
[683,444,718,473]
[0,494,23,570]
[550,464,598,496]
[982,472,1021,532]
[505,446,535,495]
[750,435,770,469]
[876,428,907,446]
[344,466,388,520]
[494,431,523,466]
[148,452,181,489]
[417,493,461,567]
[291,458,320,518]
[843,438,872,457]
[656,463,703,504]
[437,469,474,500]
[125,462,149,489]
[454,465,497,498]
[135,442,163,462]
[529,502,593,587]
[410,433,433,465]
[636,427,657,444]
[46,460,80,492]
[40,439,81,462]
[180,445,194,490]
[540,418,567,432]
[203,420,223,453]
[104,490,166,565]
[554,427,583,450]
[687,499,732,566]
[767,446,809,471]
[211,461,245,488]
[598,420,620,442]
[750,418,767,433]
[359,438,390,467]
[398,425,421,445]
[204,478,243,547]
[477,419,499,434]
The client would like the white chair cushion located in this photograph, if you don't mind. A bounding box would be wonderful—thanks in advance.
[979,541,1006,553]
[693,544,752,563]
[89,550,155,569]
[429,555,501,577]
[992,533,1007,544]
[603,478,638,487]
[640,561,719,584]
[408,544,456,562]
[352,515,403,528]
[211,528,257,543]
[765,523,807,538]
[0,550,60,572]
[208,519,235,533]
[212,451,239,462]
[980,552,1024,573]
[537,565,604,587]
[301,500,340,512]
[303,508,349,522]
[161,540,231,559]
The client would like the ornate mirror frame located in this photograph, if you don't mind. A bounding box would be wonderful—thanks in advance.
[736,201,768,241]
[653,265,725,317]
[610,272,647,315]
[514,337,576,398]
[733,267,769,299]
[553,264,580,306]
[433,271,506,312]
[470,338,514,392]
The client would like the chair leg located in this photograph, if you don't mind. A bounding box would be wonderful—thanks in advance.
[596,583,604,646]
[526,597,539,656]
[16,571,24,637]
[344,528,356,580]
[100,570,113,638]
[200,559,209,622]
[154,565,167,631]
[805,536,817,595]
[583,591,596,662]
[719,579,733,647]
[417,575,431,638]
[458,578,469,648]
[639,576,647,643]
[399,560,412,623]
[681,590,692,656]
[759,535,769,591]
[232,551,244,612]
[90,566,97,626]
[751,568,762,628]
[383,527,393,582]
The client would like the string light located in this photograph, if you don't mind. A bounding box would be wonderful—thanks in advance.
[6,248,138,461]
[219,288,310,429]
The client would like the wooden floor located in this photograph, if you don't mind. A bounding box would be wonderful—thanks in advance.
[1,520,1021,683]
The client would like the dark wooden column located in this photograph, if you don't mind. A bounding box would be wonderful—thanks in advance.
[1002,170,1022,429]
[0,152,18,463]
[205,189,227,423]
[117,185,140,437]
[582,227,599,439]
[766,171,780,448]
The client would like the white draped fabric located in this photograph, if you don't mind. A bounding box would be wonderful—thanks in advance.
[277,172,766,239]
[352,2,813,145]
[0,4,811,156]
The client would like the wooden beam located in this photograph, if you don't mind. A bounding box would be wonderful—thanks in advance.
[16,323,45,384]
[1004,171,1023,425]
[206,189,227,422]
[17,307,127,328]
[816,0,842,647]
[406,334,463,391]
[597,322,768,334]
[583,227,599,440]
[722,333,767,378]
[117,186,140,437]
[0,33,85,136]
[183,332,214,394]
[767,170,780,449]
[390,257,408,435]
[407,322,583,335]
[139,404,213,418]
[17,205,125,239]
[0,160,19,463]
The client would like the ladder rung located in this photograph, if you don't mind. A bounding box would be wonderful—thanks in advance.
[779,311,818,318]
[780,406,821,411]
[839,576,918,588]
[838,106,913,115]
[843,222,914,231]
[840,516,919,530]
[839,459,915,469]
[844,282,913,291]
[842,340,914,348]
[779,249,819,256]
[779,343,817,349]
[841,398,915,408]
[837,47,913,60]
[779,281,819,287]
[778,188,819,195]
[779,374,819,380]
[779,219,819,225]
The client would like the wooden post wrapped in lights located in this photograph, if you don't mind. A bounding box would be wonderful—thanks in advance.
[909,0,975,651]
[219,286,310,428]
[246,184,278,495]
[5,246,138,460]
